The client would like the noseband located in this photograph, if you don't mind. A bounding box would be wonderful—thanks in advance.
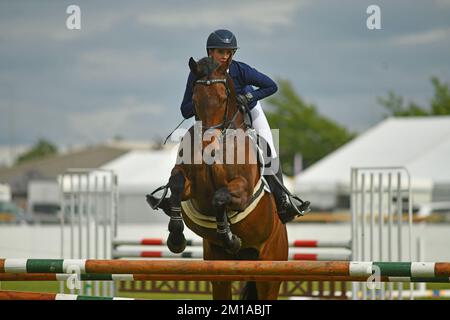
[194,77,243,133]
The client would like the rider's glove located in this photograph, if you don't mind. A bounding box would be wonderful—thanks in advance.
[236,92,253,111]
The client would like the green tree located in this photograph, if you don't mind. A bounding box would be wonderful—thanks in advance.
[266,80,356,175]
[16,139,58,164]
[378,76,450,116]
[430,77,450,115]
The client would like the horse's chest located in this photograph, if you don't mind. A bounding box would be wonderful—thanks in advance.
[190,164,235,191]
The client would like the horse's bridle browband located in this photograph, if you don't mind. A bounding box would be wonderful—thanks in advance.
[194,76,244,133]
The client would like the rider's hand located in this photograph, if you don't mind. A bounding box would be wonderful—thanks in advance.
[236,94,250,109]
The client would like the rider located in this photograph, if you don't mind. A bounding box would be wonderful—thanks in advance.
[180,29,308,224]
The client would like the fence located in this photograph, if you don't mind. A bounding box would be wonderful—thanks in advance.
[59,168,118,296]
[351,167,413,300]
[54,166,424,300]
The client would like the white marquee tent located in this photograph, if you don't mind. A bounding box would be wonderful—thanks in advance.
[295,116,450,210]
[101,146,179,223]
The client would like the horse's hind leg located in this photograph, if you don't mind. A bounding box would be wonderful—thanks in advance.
[212,281,233,300]
[255,281,282,300]
[256,214,288,300]
[204,240,234,300]
[166,169,187,253]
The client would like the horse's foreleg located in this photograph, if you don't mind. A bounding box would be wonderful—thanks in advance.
[212,176,249,254]
[212,187,241,254]
[167,168,188,253]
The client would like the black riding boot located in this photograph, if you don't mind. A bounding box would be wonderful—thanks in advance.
[264,162,310,224]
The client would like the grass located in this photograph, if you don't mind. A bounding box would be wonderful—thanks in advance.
[0,281,59,293]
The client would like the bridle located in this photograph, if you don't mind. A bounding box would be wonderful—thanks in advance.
[194,75,251,195]
[194,75,245,134]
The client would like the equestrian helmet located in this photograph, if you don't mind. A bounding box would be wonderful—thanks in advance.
[206,29,238,52]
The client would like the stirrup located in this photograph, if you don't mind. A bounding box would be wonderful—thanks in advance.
[265,169,310,207]
[287,195,311,217]
[146,184,169,210]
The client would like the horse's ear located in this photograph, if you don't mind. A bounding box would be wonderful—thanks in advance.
[189,57,198,75]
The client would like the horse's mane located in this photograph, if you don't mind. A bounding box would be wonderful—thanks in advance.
[196,57,220,78]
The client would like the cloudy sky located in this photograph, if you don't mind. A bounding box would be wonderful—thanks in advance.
[0,0,449,146]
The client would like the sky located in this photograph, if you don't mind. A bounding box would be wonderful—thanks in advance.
[0,0,449,147]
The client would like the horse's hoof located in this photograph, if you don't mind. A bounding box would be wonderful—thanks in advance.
[168,218,184,234]
[212,187,231,207]
[225,235,242,255]
[167,232,187,254]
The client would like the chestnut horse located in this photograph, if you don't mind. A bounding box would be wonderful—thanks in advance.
[147,56,288,299]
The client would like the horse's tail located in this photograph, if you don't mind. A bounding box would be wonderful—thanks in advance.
[240,281,258,300]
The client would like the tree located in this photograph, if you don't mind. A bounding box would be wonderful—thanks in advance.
[16,139,58,164]
[265,80,356,175]
[378,76,450,116]
[430,77,450,115]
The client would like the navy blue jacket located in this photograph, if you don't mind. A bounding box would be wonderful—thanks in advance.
[180,60,278,119]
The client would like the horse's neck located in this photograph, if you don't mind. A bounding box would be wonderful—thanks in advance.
[186,137,260,215]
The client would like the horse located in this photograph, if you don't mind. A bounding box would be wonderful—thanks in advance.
[147,56,288,300]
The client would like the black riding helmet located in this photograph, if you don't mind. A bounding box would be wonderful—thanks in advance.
[206,29,238,54]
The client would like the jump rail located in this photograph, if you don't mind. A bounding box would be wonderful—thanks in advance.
[0,272,449,283]
[0,290,134,300]
[1,259,449,279]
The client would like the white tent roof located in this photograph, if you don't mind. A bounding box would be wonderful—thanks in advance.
[101,146,179,193]
[295,116,450,190]
[99,145,296,194]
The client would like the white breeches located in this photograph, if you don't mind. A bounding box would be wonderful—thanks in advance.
[249,101,278,159]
